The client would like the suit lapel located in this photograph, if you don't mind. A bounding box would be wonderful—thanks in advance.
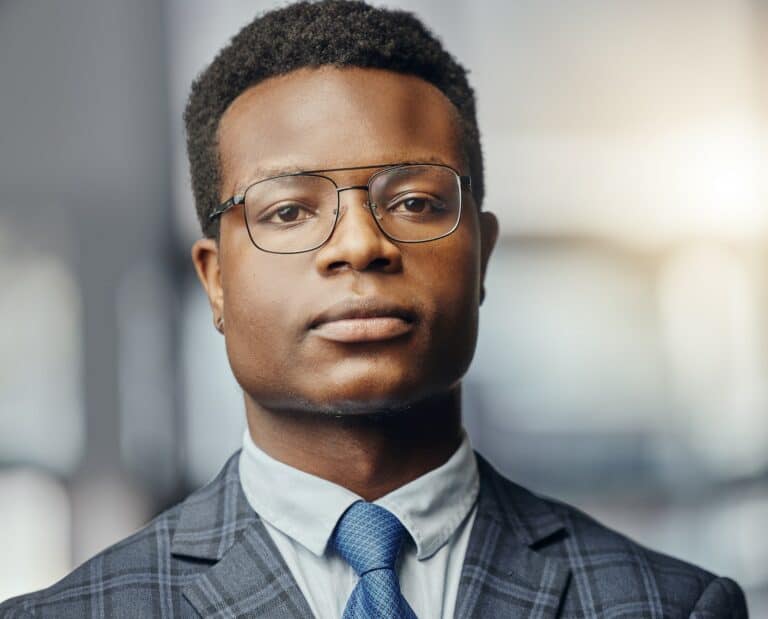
[172,452,313,618]
[455,454,571,619]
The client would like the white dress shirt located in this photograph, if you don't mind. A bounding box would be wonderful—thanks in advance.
[238,429,479,619]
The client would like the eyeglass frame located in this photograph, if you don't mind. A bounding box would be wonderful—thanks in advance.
[208,162,473,254]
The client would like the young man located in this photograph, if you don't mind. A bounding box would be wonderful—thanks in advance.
[1,1,747,617]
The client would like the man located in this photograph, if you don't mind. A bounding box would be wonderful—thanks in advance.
[1,1,748,617]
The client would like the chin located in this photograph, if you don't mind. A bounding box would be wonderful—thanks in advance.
[307,382,427,414]
[301,366,464,416]
[234,352,468,415]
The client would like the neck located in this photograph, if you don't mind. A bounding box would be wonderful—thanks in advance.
[244,388,463,501]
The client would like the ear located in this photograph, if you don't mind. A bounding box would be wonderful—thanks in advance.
[191,238,225,332]
[478,211,499,305]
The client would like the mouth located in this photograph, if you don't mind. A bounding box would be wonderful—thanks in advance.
[308,299,417,343]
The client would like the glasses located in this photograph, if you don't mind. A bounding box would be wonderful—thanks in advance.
[209,162,472,254]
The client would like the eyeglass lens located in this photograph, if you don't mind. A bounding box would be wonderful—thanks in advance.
[242,164,462,253]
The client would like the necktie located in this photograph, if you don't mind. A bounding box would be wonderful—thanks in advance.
[331,501,418,619]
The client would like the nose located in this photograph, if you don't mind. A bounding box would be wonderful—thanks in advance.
[314,188,403,275]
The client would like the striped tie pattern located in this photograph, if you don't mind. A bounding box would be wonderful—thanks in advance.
[331,501,417,619]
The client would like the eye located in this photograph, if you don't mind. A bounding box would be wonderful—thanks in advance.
[260,202,315,224]
[401,197,427,213]
[388,194,446,215]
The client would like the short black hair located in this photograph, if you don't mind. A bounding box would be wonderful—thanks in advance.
[184,0,484,238]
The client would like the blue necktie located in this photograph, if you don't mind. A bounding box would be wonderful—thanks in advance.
[331,501,418,619]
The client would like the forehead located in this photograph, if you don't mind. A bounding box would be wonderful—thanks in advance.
[216,66,464,189]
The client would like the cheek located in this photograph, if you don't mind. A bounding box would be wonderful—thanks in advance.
[223,252,272,334]
[220,253,299,394]
[220,233,303,337]
[416,222,481,310]
[411,226,482,361]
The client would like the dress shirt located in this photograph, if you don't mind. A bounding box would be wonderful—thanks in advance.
[238,428,479,619]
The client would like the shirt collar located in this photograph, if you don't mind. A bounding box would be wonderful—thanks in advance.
[238,428,479,560]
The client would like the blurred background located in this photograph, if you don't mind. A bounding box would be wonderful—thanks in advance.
[1,0,766,612]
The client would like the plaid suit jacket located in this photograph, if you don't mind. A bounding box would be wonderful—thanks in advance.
[1,452,748,618]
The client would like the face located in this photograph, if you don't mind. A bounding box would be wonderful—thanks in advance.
[192,66,498,415]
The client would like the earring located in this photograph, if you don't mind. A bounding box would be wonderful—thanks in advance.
[215,316,224,333]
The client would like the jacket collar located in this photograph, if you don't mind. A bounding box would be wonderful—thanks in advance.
[172,450,571,618]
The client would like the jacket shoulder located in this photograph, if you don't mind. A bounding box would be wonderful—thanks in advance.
[1,453,245,618]
[548,497,747,616]
[551,498,708,586]
[478,458,747,617]
[0,503,188,618]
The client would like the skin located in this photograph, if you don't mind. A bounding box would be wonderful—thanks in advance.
[192,66,498,501]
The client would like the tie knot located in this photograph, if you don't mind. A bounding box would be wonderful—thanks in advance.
[331,502,407,576]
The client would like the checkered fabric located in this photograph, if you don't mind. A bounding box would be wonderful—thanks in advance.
[331,501,417,619]
[0,451,749,618]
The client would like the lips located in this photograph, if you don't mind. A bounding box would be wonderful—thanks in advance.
[308,299,417,343]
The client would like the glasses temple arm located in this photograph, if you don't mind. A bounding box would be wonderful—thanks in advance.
[208,196,243,221]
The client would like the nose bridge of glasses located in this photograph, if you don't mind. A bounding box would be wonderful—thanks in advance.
[335,184,380,220]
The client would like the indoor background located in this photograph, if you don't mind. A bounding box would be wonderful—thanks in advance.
[1,0,766,613]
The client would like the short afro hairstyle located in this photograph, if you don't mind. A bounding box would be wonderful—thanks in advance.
[184,0,484,239]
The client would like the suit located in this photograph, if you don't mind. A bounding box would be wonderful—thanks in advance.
[0,452,748,618]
